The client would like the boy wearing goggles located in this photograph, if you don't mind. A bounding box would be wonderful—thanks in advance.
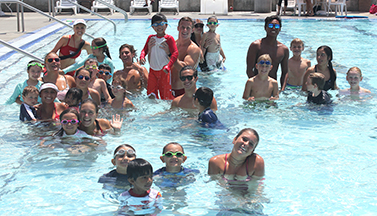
[83,59,112,104]
[243,54,279,101]
[140,13,178,100]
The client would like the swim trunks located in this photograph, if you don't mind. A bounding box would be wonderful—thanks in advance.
[147,68,173,100]
[171,88,185,98]
[206,51,224,71]
[285,83,302,90]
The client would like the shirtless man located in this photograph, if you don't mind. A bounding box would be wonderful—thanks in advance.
[84,58,111,104]
[170,17,201,98]
[113,44,149,91]
[246,15,289,88]
[171,66,217,110]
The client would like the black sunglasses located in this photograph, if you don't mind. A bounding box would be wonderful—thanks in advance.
[77,75,90,81]
[98,70,111,76]
[47,58,60,63]
[180,75,194,82]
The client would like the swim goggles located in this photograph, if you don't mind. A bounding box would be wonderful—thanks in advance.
[47,58,60,63]
[85,65,98,70]
[98,70,112,76]
[61,119,79,124]
[27,62,44,69]
[207,21,218,25]
[180,75,194,82]
[268,23,280,29]
[111,85,124,90]
[91,44,107,50]
[77,75,90,81]
[114,149,136,159]
[258,60,271,65]
[151,21,168,27]
[162,151,185,157]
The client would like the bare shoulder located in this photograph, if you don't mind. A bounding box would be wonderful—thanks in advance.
[188,41,201,52]
[269,77,278,84]
[277,40,289,49]
[250,39,262,48]
[97,118,112,130]
[171,95,183,107]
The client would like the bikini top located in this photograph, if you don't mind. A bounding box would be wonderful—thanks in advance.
[94,119,104,135]
[59,35,82,59]
[222,154,252,183]
[315,65,336,91]
[53,103,60,121]
[42,76,70,102]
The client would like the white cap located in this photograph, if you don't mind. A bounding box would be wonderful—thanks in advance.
[39,83,59,92]
[73,19,86,27]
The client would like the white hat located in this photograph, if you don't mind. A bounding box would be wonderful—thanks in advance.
[73,19,86,27]
[39,83,59,92]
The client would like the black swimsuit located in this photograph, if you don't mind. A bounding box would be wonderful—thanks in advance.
[315,65,336,91]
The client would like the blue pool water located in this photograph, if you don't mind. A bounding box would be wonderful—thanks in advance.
[1,18,377,215]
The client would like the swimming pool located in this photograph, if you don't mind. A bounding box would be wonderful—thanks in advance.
[1,18,377,215]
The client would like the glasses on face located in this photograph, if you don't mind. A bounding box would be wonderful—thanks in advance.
[85,65,98,70]
[207,21,218,25]
[111,85,124,90]
[28,62,44,69]
[77,75,90,81]
[98,70,112,76]
[47,58,60,63]
[151,21,168,27]
[268,23,280,29]
[114,149,136,159]
[258,60,271,66]
[91,44,107,50]
[180,75,194,82]
[162,151,185,157]
[195,24,204,28]
[61,119,79,124]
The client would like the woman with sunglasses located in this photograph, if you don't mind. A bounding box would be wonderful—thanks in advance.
[190,19,210,72]
[63,37,114,79]
[51,19,92,69]
[74,67,101,106]
[42,52,76,102]
[208,128,265,191]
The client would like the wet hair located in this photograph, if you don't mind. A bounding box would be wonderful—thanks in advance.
[235,128,260,147]
[118,44,137,58]
[194,87,213,108]
[27,60,43,71]
[207,15,218,23]
[22,85,39,96]
[162,142,184,154]
[290,38,304,47]
[347,67,362,77]
[309,72,326,90]
[179,65,198,78]
[75,67,92,78]
[178,16,193,26]
[264,15,282,28]
[80,98,99,113]
[84,58,99,66]
[98,64,112,73]
[151,13,167,24]
[53,108,80,137]
[65,87,83,105]
[257,54,272,63]
[317,45,336,89]
[127,158,153,181]
[44,51,59,64]
[113,144,136,155]
[92,37,111,59]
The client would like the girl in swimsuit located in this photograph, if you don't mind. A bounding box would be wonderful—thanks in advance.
[79,98,123,136]
[51,19,92,69]
[35,83,68,122]
[208,128,265,190]
[108,76,134,109]
[74,67,101,105]
[302,45,338,92]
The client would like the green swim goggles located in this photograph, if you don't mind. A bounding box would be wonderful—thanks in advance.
[91,44,107,50]
[27,62,44,68]
[162,151,185,157]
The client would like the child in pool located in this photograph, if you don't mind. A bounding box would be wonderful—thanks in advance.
[64,87,83,111]
[19,86,39,122]
[119,158,162,216]
[7,60,44,105]
[109,77,134,109]
[306,73,332,105]
[97,64,115,102]
[194,87,223,128]
[339,67,371,95]
[153,142,199,187]
[98,144,136,187]
[53,108,90,137]
[201,16,226,71]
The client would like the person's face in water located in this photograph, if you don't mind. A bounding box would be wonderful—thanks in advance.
[79,102,97,128]
[111,146,136,174]
[232,130,258,156]
[119,47,135,65]
[65,93,80,107]
[316,48,329,66]
[160,144,187,170]
[61,112,79,135]
[45,53,61,72]
[265,19,281,37]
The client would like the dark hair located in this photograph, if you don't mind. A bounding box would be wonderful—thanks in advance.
[179,65,198,78]
[127,158,153,181]
[207,15,218,23]
[44,52,59,64]
[53,108,80,137]
[80,98,99,113]
[264,15,282,28]
[151,13,167,24]
[113,144,136,155]
[119,44,137,59]
[98,64,112,73]
[22,85,39,96]
[235,128,260,147]
[27,60,43,71]
[178,16,193,26]
[93,37,111,59]
[317,45,336,90]
[84,58,98,66]
[194,87,213,108]
[309,72,326,90]
[75,67,92,78]
[65,87,83,105]
[162,142,184,154]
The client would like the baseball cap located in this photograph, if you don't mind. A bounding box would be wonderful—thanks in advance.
[73,19,86,27]
[39,83,59,92]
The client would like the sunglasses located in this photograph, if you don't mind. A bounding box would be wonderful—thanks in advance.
[180,75,194,82]
[85,65,98,70]
[111,85,124,90]
[151,21,168,27]
[268,23,280,29]
[77,75,90,81]
[47,58,60,63]
[114,149,136,159]
[162,151,185,157]
[195,24,204,28]
[98,70,112,76]
[258,60,271,66]
[91,44,107,50]
[61,119,79,124]
[207,22,218,25]
[28,62,44,68]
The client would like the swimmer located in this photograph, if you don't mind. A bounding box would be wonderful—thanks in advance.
[19,86,39,122]
[83,58,111,104]
[339,67,371,95]
[64,87,83,111]
[97,64,115,102]
[7,60,44,105]
[35,83,68,122]
[53,108,88,137]
[98,144,136,187]
[306,73,332,105]
[194,87,223,128]
[74,67,101,105]
[108,76,134,109]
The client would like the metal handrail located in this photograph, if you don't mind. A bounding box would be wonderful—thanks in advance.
[96,0,128,22]
[66,0,117,34]
[0,39,44,62]
[0,0,95,39]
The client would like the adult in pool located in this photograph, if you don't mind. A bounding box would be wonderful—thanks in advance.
[208,128,265,190]
[35,83,68,122]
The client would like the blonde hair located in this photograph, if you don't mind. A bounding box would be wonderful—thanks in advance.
[309,72,325,90]
[347,67,362,77]
[257,54,272,63]
[290,38,304,47]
